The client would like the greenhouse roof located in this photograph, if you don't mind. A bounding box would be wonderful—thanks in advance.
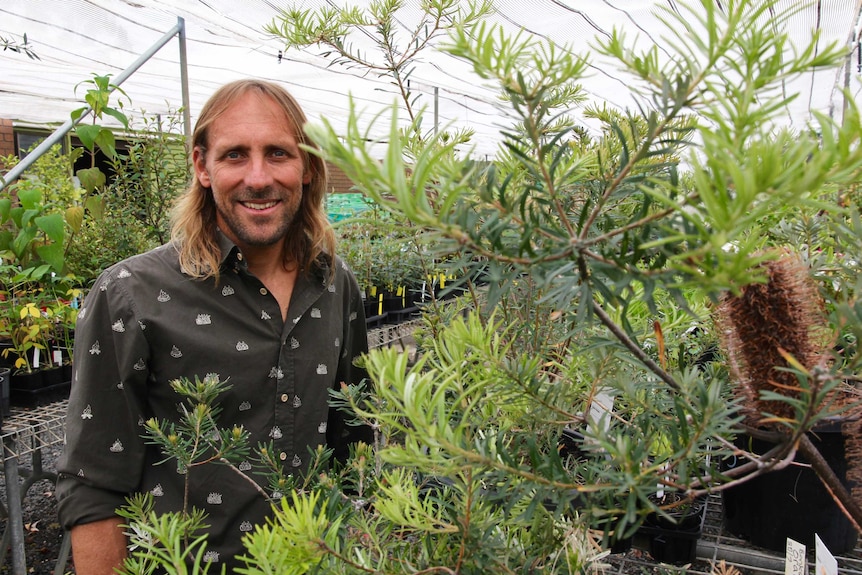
[2,0,861,160]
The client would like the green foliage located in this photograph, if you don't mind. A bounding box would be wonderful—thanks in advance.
[71,74,130,168]
[108,110,189,245]
[0,33,39,60]
[298,0,862,550]
[117,0,862,572]
[64,110,189,283]
[267,0,489,142]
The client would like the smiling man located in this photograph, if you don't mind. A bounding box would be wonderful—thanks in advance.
[56,80,372,574]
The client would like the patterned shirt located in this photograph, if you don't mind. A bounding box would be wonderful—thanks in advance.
[56,234,371,568]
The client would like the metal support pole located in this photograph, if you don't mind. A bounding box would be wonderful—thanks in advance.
[3,438,26,575]
[434,86,439,135]
[177,18,192,150]
[0,18,186,192]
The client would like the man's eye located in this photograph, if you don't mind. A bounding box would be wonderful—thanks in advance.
[272,150,287,158]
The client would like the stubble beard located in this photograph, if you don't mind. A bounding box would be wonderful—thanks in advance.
[215,187,301,247]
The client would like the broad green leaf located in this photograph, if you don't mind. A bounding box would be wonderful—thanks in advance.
[77,167,106,193]
[85,195,105,220]
[0,198,10,221]
[94,128,118,159]
[16,187,42,210]
[35,213,65,243]
[103,107,129,129]
[11,227,36,260]
[75,124,101,152]
[35,241,65,274]
[65,205,84,233]
[70,107,87,122]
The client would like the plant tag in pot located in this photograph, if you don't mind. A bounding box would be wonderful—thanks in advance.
[815,535,837,575]
[785,538,805,575]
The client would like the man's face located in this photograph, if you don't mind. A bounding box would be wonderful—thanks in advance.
[193,91,310,252]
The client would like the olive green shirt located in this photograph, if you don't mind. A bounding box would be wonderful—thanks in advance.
[56,234,371,569]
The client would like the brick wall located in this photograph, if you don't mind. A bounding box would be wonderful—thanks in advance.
[0,119,14,157]
[327,162,357,195]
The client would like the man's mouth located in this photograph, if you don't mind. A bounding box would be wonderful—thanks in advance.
[242,200,278,210]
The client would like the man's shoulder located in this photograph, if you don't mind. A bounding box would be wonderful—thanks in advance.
[99,243,182,281]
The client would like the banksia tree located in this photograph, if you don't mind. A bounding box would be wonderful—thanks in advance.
[716,251,831,428]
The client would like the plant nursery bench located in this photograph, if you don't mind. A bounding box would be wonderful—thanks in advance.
[0,400,70,575]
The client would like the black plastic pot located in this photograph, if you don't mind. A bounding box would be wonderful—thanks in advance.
[640,494,705,565]
[722,425,858,554]
[9,368,71,408]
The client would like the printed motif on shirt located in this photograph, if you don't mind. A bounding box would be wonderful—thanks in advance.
[268,366,283,379]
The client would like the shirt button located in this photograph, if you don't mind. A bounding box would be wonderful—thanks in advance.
[279,452,287,461]
[281,393,289,402]
[260,287,268,296]
[237,252,243,261]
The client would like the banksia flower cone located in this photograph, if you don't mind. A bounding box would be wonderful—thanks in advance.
[716,252,829,427]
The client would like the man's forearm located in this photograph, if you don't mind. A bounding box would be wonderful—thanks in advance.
[70,517,127,575]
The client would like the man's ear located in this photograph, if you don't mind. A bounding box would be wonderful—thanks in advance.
[193,147,211,188]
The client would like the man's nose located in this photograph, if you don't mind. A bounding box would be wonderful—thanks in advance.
[245,155,274,189]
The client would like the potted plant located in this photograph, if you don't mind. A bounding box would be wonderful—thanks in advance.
[715,251,861,554]
[640,490,706,565]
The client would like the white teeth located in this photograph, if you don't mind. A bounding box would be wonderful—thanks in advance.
[244,201,277,210]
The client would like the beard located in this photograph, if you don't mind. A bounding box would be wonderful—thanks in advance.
[213,186,302,248]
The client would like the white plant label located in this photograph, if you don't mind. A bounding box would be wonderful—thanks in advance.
[785,538,806,575]
[815,534,837,575]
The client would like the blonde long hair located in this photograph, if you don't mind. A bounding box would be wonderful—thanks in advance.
[171,79,334,280]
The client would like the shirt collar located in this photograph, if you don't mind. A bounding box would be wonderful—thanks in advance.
[215,230,333,281]
[216,230,247,274]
